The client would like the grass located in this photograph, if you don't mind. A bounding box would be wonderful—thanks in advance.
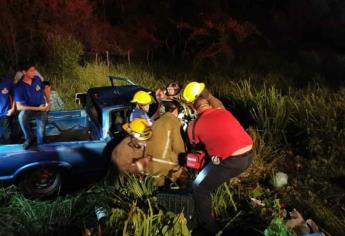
[0,186,95,236]
[1,61,345,235]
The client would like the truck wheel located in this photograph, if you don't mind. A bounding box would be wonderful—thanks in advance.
[18,168,62,198]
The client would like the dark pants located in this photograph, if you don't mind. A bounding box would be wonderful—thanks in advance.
[18,110,48,144]
[192,151,253,233]
[0,116,11,144]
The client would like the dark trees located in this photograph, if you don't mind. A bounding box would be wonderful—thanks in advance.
[0,0,344,69]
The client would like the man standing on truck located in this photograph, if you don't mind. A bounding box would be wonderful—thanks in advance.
[183,82,254,235]
[14,62,49,149]
[130,90,153,126]
[0,76,15,144]
[145,98,188,187]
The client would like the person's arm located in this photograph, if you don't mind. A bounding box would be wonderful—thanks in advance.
[16,101,48,111]
[186,121,194,145]
[207,94,225,109]
[44,94,51,112]
[6,96,15,116]
[14,83,48,112]
[55,91,64,110]
[143,113,153,126]
[201,89,225,109]
[6,82,16,116]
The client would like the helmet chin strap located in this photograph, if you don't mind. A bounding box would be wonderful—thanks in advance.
[130,138,146,149]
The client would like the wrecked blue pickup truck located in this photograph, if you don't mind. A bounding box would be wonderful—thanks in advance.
[0,77,157,197]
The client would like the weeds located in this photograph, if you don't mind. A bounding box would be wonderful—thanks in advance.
[212,183,237,217]
[0,187,94,236]
[1,62,345,235]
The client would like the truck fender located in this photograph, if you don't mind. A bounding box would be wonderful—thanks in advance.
[13,161,72,180]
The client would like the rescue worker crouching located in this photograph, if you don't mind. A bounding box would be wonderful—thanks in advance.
[145,98,189,187]
[182,82,254,235]
[111,118,152,175]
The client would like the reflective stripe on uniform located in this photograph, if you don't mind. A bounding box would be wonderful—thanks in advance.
[151,157,177,166]
[161,130,171,159]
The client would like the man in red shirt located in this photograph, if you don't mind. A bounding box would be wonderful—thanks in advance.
[183,82,254,234]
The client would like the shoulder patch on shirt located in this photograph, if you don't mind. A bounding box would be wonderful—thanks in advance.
[1,88,9,94]
[35,85,41,91]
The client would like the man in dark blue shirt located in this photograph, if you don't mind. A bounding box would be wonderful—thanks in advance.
[14,63,49,149]
[0,76,15,144]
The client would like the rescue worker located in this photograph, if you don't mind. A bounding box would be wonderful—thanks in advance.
[130,90,153,126]
[145,98,188,187]
[183,84,254,235]
[111,118,152,175]
[182,81,225,109]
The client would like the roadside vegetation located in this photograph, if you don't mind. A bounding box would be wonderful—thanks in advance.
[1,1,344,235]
[1,57,344,235]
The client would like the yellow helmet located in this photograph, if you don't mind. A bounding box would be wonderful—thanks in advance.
[130,91,153,105]
[122,118,153,140]
[182,82,205,102]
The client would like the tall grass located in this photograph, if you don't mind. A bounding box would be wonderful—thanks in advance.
[250,86,292,148]
[0,187,95,236]
[290,86,345,159]
[120,201,190,236]
[2,62,345,235]
[212,183,237,217]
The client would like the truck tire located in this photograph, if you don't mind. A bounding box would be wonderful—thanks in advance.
[18,168,62,198]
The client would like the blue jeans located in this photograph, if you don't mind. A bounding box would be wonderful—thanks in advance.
[18,110,48,145]
[0,116,11,144]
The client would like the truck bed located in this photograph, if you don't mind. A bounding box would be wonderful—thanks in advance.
[45,110,92,143]
[11,110,94,144]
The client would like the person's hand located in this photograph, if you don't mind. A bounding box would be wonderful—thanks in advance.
[6,108,15,116]
[38,104,49,112]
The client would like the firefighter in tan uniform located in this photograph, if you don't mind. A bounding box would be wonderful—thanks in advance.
[145,99,188,187]
[111,118,152,175]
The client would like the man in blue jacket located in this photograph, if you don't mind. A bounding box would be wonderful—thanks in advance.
[14,63,49,149]
[0,76,15,144]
